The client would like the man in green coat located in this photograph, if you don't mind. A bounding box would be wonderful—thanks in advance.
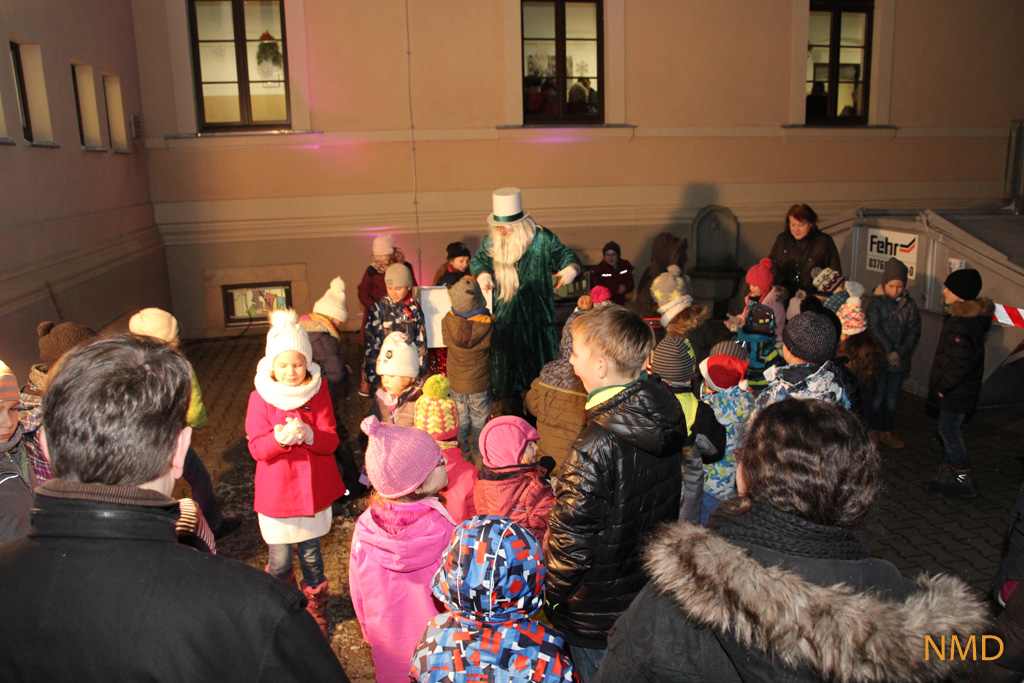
[470,188,582,410]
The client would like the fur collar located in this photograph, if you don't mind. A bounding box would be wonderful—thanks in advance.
[948,297,994,319]
[665,302,710,337]
[645,522,988,682]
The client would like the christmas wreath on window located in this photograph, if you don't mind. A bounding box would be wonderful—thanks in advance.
[256,31,283,67]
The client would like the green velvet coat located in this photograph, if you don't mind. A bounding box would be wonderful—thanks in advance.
[470,227,581,396]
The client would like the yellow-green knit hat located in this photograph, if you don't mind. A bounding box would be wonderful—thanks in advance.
[414,375,459,441]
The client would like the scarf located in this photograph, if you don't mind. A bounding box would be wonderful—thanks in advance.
[253,356,323,410]
[707,502,870,561]
[0,424,23,455]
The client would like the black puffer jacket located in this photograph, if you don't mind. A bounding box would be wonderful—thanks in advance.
[768,227,842,295]
[928,298,994,413]
[544,373,685,647]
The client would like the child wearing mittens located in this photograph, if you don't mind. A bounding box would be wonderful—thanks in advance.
[350,416,455,683]
[414,375,478,524]
[245,309,345,636]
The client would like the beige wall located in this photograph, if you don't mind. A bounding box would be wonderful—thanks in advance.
[0,0,169,377]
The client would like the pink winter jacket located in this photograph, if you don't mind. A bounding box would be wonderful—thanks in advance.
[439,444,478,525]
[349,500,454,683]
[245,382,344,517]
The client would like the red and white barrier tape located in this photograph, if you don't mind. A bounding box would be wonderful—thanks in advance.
[993,303,1024,329]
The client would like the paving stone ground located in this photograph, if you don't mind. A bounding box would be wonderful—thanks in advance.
[180,332,1024,679]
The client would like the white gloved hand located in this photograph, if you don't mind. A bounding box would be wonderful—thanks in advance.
[477,272,494,292]
[292,419,314,445]
[274,423,299,446]
[553,265,579,290]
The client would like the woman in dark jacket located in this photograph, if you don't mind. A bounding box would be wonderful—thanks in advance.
[769,203,842,297]
[596,399,987,683]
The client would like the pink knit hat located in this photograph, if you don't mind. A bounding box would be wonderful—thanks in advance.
[360,415,441,498]
[479,416,540,468]
[745,258,774,295]
[589,286,612,305]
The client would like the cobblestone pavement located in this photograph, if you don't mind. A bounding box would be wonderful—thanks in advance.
[181,333,1024,680]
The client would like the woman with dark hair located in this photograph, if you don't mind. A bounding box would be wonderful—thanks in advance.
[769,203,842,297]
[595,399,987,683]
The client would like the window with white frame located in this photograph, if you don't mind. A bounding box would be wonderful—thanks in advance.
[805,0,873,125]
[72,63,103,149]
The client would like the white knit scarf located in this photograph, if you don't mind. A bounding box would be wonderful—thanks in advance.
[253,356,323,410]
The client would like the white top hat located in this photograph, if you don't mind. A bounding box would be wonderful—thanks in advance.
[487,187,530,227]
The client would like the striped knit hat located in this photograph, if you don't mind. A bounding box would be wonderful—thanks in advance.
[651,335,695,385]
[414,375,459,441]
[708,340,748,361]
[837,296,867,336]
[812,267,844,295]
[361,415,441,498]
[0,362,19,404]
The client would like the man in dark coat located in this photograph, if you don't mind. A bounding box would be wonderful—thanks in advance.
[0,335,349,681]
[926,268,994,498]
[544,305,685,681]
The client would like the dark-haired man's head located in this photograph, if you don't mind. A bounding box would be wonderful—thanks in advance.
[42,335,192,490]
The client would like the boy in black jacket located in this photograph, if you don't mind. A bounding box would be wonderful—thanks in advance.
[545,305,686,681]
[926,268,994,498]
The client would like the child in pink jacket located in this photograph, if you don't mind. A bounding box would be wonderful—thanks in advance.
[414,374,478,524]
[245,310,345,636]
[351,415,455,683]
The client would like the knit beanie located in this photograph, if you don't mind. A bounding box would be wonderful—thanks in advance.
[602,241,621,256]
[945,268,982,301]
[651,265,687,306]
[746,258,774,295]
[385,263,413,288]
[811,267,844,295]
[479,416,540,469]
[782,311,837,364]
[312,276,348,323]
[709,340,748,361]
[837,296,867,336]
[448,276,486,314]
[824,280,865,313]
[446,241,471,260]
[372,233,395,256]
[590,286,612,305]
[129,308,179,344]
[882,257,909,285]
[37,321,97,367]
[742,302,776,337]
[699,354,750,393]
[576,295,593,311]
[376,332,420,378]
[0,362,19,404]
[264,309,312,364]
[651,335,695,385]
[361,415,441,498]
[414,375,459,441]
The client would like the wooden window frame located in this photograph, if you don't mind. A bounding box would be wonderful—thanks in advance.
[806,0,873,126]
[522,0,604,126]
[187,0,291,132]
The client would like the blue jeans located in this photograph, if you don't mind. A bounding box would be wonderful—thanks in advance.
[700,493,722,525]
[868,370,905,432]
[183,447,222,531]
[937,410,969,469]
[268,538,325,587]
[569,645,606,683]
[452,389,492,458]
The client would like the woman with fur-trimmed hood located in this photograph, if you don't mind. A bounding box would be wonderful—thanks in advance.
[596,399,988,683]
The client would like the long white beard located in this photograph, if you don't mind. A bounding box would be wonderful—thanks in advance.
[489,218,536,303]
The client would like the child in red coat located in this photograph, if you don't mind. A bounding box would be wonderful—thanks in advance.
[473,416,555,547]
[245,309,346,636]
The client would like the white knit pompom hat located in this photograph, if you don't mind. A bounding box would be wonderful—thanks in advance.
[376,331,420,378]
[265,309,312,364]
[372,234,395,256]
[313,276,348,323]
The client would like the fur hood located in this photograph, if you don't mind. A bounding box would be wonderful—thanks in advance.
[948,297,994,319]
[665,301,711,337]
[645,522,989,682]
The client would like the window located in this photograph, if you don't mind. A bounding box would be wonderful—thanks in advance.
[188,0,290,131]
[9,41,54,143]
[10,42,33,141]
[522,1,603,125]
[805,1,873,125]
[71,64,103,149]
[102,75,129,151]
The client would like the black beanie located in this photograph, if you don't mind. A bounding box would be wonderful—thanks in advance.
[782,311,837,365]
[881,257,908,285]
[944,268,982,301]
[602,241,621,256]
[446,241,471,260]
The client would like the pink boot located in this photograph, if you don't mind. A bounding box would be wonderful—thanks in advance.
[301,579,330,637]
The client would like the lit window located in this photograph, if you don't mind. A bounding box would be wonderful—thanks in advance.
[522,1,603,124]
[10,41,33,141]
[71,64,103,149]
[188,0,290,131]
[806,1,873,125]
[102,75,128,151]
